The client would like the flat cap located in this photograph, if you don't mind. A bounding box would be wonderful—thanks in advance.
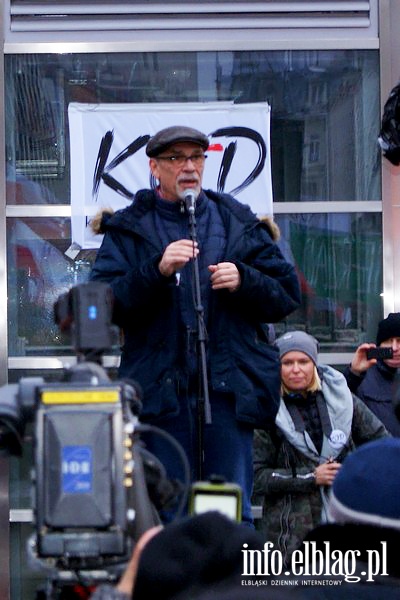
[146,125,209,157]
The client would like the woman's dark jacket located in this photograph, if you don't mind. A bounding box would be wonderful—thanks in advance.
[252,365,389,564]
[90,188,300,428]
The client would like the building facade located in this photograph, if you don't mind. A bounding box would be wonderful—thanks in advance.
[1,1,400,597]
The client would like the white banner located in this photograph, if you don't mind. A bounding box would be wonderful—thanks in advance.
[69,101,272,249]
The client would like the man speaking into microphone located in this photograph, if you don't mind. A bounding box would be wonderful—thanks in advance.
[90,125,300,524]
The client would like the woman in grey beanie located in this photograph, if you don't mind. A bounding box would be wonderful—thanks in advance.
[252,330,389,567]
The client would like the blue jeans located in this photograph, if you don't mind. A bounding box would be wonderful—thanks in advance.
[142,389,254,525]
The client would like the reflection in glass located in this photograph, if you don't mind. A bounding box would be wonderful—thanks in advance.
[10,523,46,599]
[7,213,382,355]
[5,50,380,205]
[274,213,383,351]
[7,218,98,356]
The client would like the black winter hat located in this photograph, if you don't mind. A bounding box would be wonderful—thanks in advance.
[132,512,264,600]
[378,81,400,166]
[376,312,400,345]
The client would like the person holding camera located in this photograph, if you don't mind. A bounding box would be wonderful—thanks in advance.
[252,330,389,565]
[89,124,301,525]
[344,312,400,436]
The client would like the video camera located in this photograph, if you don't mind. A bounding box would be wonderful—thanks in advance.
[0,282,190,593]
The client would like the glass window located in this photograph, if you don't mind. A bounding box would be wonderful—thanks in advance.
[5,50,380,205]
[5,50,382,355]
[274,212,383,350]
[7,217,96,356]
[7,212,383,355]
[10,524,46,599]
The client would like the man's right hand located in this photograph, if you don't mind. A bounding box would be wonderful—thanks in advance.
[314,461,341,486]
[158,240,199,277]
[350,342,377,376]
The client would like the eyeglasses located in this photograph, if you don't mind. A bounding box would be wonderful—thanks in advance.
[156,154,207,168]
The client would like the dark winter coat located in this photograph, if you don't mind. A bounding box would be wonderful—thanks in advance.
[90,188,301,428]
[344,361,400,436]
[252,367,389,564]
[298,522,400,595]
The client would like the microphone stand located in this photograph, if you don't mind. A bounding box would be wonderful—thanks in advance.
[185,194,212,480]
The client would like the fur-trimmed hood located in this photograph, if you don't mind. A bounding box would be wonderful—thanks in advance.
[259,215,280,241]
[90,207,114,235]
[91,205,280,241]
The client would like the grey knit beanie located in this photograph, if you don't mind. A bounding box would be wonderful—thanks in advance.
[275,331,319,365]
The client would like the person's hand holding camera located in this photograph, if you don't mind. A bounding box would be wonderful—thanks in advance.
[350,342,378,376]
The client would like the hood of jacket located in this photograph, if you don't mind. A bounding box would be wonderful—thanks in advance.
[90,190,281,242]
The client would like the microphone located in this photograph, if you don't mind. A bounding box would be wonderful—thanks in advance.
[183,189,198,215]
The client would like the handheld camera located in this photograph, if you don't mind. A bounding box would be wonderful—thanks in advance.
[366,347,393,361]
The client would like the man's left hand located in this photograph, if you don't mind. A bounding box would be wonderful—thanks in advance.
[208,262,241,292]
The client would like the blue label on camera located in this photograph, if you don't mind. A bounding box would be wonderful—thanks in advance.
[88,305,97,320]
[62,446,92,494]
